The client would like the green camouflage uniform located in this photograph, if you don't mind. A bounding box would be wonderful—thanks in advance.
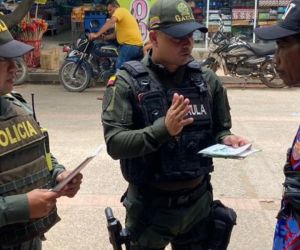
[102,54,233,249]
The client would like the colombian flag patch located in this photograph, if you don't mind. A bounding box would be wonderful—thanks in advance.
[107,75,117,86]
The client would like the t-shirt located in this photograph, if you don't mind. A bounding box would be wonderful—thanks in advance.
[113,7,143,46]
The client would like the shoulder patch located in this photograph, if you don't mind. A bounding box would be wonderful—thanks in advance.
[107,75,117,86]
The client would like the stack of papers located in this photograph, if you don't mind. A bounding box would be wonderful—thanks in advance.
[198,143,260,159]
[50,145,103,192]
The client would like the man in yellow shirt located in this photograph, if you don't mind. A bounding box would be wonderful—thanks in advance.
[89,0,143,69]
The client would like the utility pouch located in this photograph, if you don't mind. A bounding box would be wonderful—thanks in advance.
[207,200,237,250]
[138,90,168,126]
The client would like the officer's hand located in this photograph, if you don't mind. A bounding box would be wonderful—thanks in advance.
[222,134,250,148]
[165,93,194,136]
[88,32,98,41]
[56,171,83,198]
[27,189,59,219]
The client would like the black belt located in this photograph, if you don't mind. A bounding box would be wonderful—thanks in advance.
[128,176,211,208]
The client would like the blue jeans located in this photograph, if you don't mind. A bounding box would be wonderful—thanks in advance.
[116,44,143,69]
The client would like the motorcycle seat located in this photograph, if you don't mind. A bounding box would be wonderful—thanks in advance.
[248,42,276,56]
[101,45,118,54]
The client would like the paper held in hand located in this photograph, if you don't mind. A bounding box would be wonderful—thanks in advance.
[198,143,260,159]
[50,145,104,192]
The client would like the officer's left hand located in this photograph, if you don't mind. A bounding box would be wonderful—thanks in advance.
[222,135,250,148]
[165,93,194,136]
[56,171,83,198]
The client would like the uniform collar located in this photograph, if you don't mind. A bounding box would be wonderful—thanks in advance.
[143,54,194,87]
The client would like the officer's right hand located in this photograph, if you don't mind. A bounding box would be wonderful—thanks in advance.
[27,189,59,219]
[165,93,194,136]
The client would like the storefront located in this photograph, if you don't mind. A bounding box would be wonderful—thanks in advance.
[117,0,290,49]
[183,0,290,49]
[3,0,291,50]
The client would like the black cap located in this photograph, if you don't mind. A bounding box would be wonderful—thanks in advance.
[255,0,300,40]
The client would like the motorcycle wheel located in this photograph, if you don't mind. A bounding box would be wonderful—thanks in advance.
[260,60,286,88]
[59,61,91,92]
[14,57,28,85]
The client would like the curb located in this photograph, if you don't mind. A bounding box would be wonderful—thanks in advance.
[28,71,59,83]
[27,71,263,86]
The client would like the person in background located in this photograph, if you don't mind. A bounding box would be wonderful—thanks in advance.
[89,0,143,69]
[102,0,249,249]
[0,18,82,250]
[255,0,300,249]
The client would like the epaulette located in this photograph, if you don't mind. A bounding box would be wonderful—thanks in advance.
[187,60,202,72]
[10,91,27,104]
[121,61,148,77]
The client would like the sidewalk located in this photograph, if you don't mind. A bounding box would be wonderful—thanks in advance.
[27,30,261,86]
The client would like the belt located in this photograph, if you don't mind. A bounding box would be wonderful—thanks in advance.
[150,175,205,191]
[120,44,143,48]
[129,175,211,208]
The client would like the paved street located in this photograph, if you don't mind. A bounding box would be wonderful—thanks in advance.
[13,83,299,250]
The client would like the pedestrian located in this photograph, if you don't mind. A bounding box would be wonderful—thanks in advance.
[88,0,143,69]
[255,0,300,249]
[0,18,83,249]
[102,0,249,249]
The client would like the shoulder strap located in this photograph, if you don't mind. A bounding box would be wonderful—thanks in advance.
[121,61,148,78]
[187,60,208,93]
[120,60,162,94]
[4,92,33,115]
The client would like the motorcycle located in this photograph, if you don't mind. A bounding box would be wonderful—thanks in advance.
[202,13,285,88]
[59,33,118,92]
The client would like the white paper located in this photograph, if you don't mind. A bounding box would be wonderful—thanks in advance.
[198,143,260,159]
[50,145,104,192]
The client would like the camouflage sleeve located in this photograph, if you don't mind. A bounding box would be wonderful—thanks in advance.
[101,71,171,160]
[201,67,233,142]
[0,0,35,29]
[50,154,65,185]
[0,194,29,227]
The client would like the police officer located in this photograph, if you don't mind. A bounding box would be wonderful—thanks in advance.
[0,19,83,249]
[102,0,249,249]
[255,1,300,249]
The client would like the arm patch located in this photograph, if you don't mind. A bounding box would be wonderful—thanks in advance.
[107,75,117,87]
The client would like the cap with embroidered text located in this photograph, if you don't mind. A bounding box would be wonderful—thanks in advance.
[0,18,33,58]
[148,0,208,39]
[255,0,300,40]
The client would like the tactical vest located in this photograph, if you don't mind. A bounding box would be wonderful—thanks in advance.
[0,96,59,246]
[119,60,214,185]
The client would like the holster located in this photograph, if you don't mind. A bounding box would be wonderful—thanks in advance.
[207,200,237,250]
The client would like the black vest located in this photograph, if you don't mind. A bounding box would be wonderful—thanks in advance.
[119,60,214,185]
